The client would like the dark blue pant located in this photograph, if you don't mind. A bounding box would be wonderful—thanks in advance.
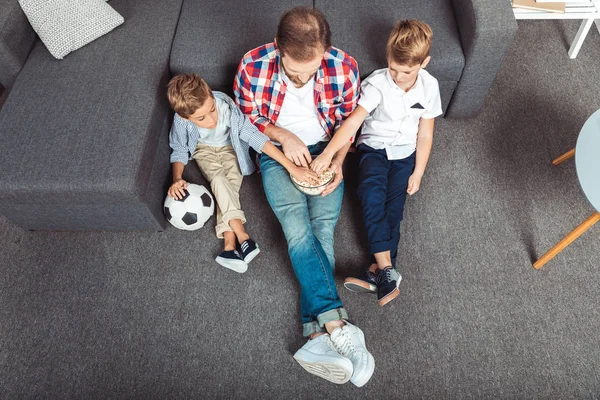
[356,144,416,267]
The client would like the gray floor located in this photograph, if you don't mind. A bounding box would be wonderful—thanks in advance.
[2,20,600,399]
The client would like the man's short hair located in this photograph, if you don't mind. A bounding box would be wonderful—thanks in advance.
[276,6,331,61]
[386,20,433,66]
[167,73,212,119]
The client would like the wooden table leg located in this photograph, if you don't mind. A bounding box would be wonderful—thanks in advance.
[552,148,575,165]
[534,212,600,269]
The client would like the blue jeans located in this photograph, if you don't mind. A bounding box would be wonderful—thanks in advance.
[357,144,416,268]
[260,142,348,336]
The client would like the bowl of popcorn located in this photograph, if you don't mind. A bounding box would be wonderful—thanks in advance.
[290,169,335,196]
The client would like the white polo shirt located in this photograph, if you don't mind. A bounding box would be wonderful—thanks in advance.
[275,68,329,146]
[357,68,442,159]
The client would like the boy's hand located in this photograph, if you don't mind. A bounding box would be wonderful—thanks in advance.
[321,159,343,197]
[407,173,423,196]
[168,178,188,200]
[290,165,318,183]
[310,153,333,175]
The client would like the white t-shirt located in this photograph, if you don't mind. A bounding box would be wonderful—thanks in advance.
[275,69,328,146]
[196,96,232,147]
[357,68,442,159]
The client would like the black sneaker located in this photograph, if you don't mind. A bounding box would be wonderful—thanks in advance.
[344,268,378,294]
[377,267,402,306]
[240,239,260,264]
[215,250,248,273]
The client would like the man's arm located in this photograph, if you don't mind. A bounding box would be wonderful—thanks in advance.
[233,63,271,133]
[319,56,361,196]
[407,118,434,196]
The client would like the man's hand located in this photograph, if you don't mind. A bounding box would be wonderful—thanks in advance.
[407,173,423,195]
[321,159,343,197]
[279,129,312,167]
[168,178,188,200]
[290,165,319,183]
[310,152,333,175]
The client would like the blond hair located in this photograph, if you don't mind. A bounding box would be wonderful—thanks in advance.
[386,20,433,66]
[167,74,212,118]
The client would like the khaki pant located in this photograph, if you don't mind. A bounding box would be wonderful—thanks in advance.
[192,144,245,238]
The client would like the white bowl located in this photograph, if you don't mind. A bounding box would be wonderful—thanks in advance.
[290,170,335,196]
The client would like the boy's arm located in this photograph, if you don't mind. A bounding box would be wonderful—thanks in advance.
[168,161,188,200]
[408,117,435,196]
[311,106,369,174]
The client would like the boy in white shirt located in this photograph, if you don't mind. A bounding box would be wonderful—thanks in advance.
[311,20,442,306]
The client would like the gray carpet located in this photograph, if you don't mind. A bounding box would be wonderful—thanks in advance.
[2,19,600,399]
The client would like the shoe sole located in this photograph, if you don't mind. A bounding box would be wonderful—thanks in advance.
[215,257,248,273]
[344,277,376,294]
[378,287,399,306]
[243,247,260,264]
[350,352,375,387]
[293,356,353,384]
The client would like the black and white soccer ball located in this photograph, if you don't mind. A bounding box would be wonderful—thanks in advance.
[164,183,214,231]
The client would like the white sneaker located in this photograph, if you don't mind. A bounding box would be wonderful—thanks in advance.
[293,334,354,384]
[330,322,375,387]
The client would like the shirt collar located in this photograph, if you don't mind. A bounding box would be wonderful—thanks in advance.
[385,68,422,94]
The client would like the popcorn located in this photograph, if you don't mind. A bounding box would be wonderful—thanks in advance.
[291,170,335,196]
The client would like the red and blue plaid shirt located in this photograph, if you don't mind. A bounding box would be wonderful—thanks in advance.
[233,42,360,136]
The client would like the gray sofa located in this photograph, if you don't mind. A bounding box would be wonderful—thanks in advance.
[0,0,517,231]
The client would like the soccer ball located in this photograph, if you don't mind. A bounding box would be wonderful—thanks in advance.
[164,183,214,231]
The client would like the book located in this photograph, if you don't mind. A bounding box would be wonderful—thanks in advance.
[512,0,566,13]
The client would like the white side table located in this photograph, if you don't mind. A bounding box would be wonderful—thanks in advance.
[512,0,600,58]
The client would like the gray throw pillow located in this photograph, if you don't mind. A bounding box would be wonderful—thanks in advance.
[19,0,124,59]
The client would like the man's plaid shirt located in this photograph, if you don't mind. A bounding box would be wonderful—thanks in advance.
[233,42,360,136]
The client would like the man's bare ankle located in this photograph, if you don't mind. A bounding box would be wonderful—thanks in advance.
[309,332,326,340]
[324,320,345,334]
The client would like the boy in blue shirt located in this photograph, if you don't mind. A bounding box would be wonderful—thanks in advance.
[168,74,316,273]
[312,20,442,305]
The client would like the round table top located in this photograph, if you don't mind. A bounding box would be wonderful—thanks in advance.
[576,109,600,211]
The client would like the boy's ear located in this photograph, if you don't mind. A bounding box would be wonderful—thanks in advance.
[421,56,431,69]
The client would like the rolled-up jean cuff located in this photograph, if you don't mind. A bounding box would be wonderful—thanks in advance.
[302,321,326,337]
[317,307,348,328]
[369,240,394,256]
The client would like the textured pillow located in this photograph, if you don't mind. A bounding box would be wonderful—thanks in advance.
[18,0,124,59]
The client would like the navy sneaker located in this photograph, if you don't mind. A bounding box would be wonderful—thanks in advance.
[377,267,402,306]
[344,268,378,294]
[240,239,260,264]
[215,250,248,273]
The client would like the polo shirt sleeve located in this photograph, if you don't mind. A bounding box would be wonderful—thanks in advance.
[357,81,382,114]
[422,79,443,119]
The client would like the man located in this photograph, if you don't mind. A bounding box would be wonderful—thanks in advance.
[234,7,374,387]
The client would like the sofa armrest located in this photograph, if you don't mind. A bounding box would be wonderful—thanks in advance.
[0,0,37,88]
[447,0,517,118]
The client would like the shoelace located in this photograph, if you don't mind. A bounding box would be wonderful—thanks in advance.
[377,268,394,284]
[334,330,356,357]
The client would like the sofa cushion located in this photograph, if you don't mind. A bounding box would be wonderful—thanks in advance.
[0,0,37,88]
[0,0,183,229]
[170,0,313,92]
[315,0,465,83]
[18,0,124,59]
